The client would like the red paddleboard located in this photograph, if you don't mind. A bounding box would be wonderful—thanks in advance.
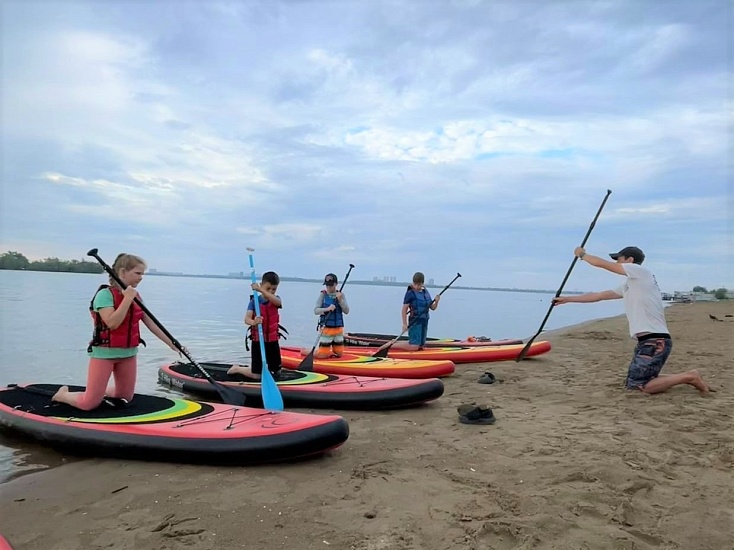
[279,346,455,378]
[344,332,523,348]
[343,340,552,363]
[0,384,349,464]
[159,361,444,409]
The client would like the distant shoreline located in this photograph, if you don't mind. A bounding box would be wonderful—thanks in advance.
[143,270,573,294]
[0,267,583,294]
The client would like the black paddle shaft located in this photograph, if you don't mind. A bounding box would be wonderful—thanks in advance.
[86,249,245,406]
[516,189,612,361]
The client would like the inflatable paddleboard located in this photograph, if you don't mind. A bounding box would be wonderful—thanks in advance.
[344,332,524,348]
[0,384,349,464]
[279,346,455,378]
[159,362,444,409]
[343,340,552,363]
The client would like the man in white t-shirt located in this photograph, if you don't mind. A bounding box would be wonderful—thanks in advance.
[553,246,711,395]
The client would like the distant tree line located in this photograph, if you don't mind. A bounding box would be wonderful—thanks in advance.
[0,251,103,274]
[692,286,730,300]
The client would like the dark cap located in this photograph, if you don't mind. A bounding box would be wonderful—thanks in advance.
[609,246,645,265]
[323,273,338,285]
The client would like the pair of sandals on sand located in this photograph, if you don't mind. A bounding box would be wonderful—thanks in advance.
[457,371,499,425]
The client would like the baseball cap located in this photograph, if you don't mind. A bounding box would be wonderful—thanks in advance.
[609,246,645,265]
[323,273,338,285]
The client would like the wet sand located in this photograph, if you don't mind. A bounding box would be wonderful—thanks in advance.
[1,301,732,550]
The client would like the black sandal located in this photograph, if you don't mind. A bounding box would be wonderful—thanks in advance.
[478,372,496,384]
[457,404,496,425]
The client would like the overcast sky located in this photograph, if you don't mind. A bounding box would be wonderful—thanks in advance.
[1,0,731,292]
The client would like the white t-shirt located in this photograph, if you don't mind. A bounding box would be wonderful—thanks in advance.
[613,264,669,338]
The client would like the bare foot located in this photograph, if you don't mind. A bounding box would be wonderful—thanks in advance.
[227,364,244,375]
[52,385,69,403]
[689,370,711,395]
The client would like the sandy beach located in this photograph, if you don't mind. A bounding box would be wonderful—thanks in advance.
[1,301,732,550]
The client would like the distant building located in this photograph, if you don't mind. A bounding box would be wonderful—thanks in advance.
[149,268,157,273]
[428,278,434,286]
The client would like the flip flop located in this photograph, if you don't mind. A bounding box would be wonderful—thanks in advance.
[478,372,496,384]
[457,404,496,425]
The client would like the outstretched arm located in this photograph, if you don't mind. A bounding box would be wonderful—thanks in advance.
[575,247,626,275]
[554,290,621,305]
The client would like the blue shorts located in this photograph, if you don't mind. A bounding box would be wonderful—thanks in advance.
[625,337,672,390]
[408,321,428,347]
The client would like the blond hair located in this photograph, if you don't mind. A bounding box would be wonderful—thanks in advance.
[110,253,146,287]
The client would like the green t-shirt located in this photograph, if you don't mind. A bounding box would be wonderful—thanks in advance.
[89,288,139,359]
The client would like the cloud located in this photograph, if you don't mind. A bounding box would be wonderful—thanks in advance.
[1,0,730,291]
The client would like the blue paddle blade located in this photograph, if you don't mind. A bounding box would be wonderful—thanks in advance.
[247,251,284,411]
[260,368,284,410]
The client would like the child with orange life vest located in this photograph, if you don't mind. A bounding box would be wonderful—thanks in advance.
[52,253,181,410]
[228,271,283,379]
[314,272,350,358]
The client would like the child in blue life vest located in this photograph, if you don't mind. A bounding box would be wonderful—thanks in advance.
[52,253,180,410]
[314,272,350,358]
[387,271,440,351]
[228,271,283,380]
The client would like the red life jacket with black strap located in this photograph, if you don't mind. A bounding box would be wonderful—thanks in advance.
[87,285,146,352]
[245,295,288,349]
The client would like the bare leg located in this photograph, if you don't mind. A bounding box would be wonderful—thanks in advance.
[52,358,115,410]
[642,369,711,395]
[227,364,260,379]
[107,357,137,401]
[376,341,422,352]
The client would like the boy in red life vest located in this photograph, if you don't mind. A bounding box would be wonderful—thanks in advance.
[52,253,181,410]
[228,271,283,380]
[314,273,350,358]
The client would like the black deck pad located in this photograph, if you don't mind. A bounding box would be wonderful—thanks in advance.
[0,384,180,419]
[171,362,306,383]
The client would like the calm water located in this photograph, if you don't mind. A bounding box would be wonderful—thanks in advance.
[0,270,625,481]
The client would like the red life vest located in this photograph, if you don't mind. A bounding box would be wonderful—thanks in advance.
[87,285,145,351]
[250,296,280,343]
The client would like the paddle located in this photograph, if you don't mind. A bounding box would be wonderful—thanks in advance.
[373,272,462,358]
[298,263,355,372]
[86,248,247,407]
[245,248,284,411]
[515,189,613,362]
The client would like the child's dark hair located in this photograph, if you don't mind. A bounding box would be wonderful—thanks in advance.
[412,272,425,285]
[262,271,280,285]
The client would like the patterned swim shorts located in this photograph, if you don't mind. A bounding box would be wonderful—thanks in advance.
[625,337,673,390]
